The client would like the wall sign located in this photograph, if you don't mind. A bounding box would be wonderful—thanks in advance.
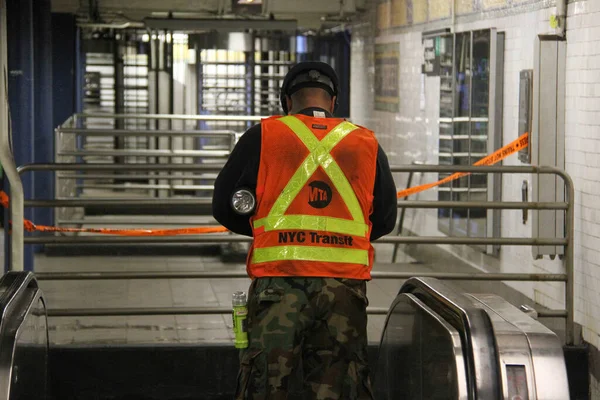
[374,43,400,112]
[422,36,441,76]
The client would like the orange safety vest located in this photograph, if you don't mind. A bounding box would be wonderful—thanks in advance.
[247,114,379,280]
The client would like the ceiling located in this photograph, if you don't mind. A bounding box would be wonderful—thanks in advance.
[51,0,366,31]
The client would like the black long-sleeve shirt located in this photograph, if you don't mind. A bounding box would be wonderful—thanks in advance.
[212,107,398,241]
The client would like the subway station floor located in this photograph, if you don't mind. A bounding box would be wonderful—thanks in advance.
[36,244,423,346]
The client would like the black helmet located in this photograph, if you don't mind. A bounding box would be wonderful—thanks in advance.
[279,61,339,115]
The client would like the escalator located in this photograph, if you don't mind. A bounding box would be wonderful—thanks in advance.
[374,277,570,399]
[0,272,573,399]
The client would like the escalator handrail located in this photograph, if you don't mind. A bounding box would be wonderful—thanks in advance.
[398,277,501,400]
[0,272,39,326]
[374,292,470,400]
[0,272,48,400]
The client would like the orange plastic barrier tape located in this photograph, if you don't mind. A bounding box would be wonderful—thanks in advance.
[0,190,228,235]
[0,132,528,236]
[396,132,528,199]
[22,221,229,235]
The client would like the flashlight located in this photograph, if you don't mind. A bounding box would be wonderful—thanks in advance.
[231,189,256,215]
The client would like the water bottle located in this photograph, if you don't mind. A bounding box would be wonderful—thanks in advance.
[232,291,248,349]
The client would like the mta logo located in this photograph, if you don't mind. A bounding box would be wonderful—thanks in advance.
[308,181,332,209]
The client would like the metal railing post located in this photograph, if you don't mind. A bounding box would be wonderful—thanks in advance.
[393,160,423,262]
[0,0,23,271]
[562,169,576,345]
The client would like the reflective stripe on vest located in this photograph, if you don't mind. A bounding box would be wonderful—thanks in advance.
[253,116,369,238]
[253,246,370,265]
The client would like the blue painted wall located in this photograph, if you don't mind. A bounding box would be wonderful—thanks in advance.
[6,0,60,270]
[33,0,54,240]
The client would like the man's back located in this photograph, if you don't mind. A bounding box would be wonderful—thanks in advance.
[211,61,396,400]
[247,114,379,280]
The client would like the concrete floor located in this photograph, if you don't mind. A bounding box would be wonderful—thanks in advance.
[36,243,427,346]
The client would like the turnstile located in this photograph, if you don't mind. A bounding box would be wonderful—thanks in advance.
[0,273,572,399]
[374,277,570,399]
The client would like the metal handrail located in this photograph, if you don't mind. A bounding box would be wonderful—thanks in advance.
[72,113,266,122]
[19,163,224,173]
[43,306,566,318]
[58,129,239,137]
[55,219,217,226]
[57,150,231,157]
[45,306,392,317]
[35,271,567,282]
[74,184,214,191]
[24,235,567,246]
[58,174,218,180]
[22,199,569,210]
[21,163,573,175]
[15,162,576,345]
[24,199,212,207]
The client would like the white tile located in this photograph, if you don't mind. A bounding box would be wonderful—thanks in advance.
[362,1,600,358]
[569,14,583,29]
[584,41,600,55]
[581,12,600,28]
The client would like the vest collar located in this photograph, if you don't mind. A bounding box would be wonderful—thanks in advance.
[297,107,333,118]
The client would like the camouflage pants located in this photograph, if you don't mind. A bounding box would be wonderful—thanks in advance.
[234,277,374,400]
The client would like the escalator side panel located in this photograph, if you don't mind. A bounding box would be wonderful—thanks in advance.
[467,293,570,400]
[465,295,536,400]
[374,293,468,400]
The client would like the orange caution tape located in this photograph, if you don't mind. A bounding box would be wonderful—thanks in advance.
[0,191,8,209]
[22,221,229,235]
[0,132,528,236]
[0,191,229,236]
[396,132,529,199]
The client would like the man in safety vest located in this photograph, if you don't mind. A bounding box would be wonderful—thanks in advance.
[213,61,397,399]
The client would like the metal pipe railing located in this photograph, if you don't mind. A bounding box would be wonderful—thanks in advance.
[72,113,266,122]
[56,219,216,226]
[73,184,214,191]
[18,163,224,173]
[0,0,23,271]
[58,150,231,157]
[21,163,574,177]
[24,235,566,246]
[59,129,238,137]
[25,199,212,207]
[15,162,576,344]
[57,174,217,180]
[45,306,567,318]
[35,271,567,281]
[46,306,390,317]
[21,198,567,211]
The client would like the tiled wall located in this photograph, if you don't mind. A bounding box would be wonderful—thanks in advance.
[565,0,600,351]
[351,0,600,371]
